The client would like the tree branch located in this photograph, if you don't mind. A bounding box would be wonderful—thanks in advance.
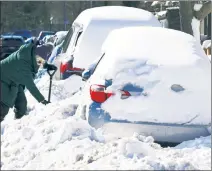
[194,1,212,20]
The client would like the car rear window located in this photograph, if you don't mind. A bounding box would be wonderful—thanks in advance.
[2,39,23,47]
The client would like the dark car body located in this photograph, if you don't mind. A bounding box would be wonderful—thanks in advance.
[2,30,32,40]
[12,30,32,40]
[0,35,24,60]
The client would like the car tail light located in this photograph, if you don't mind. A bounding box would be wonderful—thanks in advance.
[90,85,114,103]
[60,63,68,73]
[60,62,84,74]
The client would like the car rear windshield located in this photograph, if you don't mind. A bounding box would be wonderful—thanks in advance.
[2,39,23,47]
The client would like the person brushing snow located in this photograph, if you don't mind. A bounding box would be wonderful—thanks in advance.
[0,37,49,122]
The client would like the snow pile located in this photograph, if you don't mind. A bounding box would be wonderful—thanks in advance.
[202,40,211,49]
[1,72,211,170]
[194,3,203,11]
[4,73,82,122]
[1,116,211,170]
[92,27,211,124]
[202,40,211,61]
[191,17,201,43]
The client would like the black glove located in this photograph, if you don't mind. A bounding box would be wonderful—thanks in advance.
[25,37,40,46]
[40,99,50,105]
[43,62,57,71]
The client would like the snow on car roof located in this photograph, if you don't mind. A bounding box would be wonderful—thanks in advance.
[92,27,211,125]
[74,6,161,27]
[101,26,209,68]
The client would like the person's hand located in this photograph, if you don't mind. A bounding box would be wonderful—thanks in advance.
[40,99,50,105]
[25,37,40,46]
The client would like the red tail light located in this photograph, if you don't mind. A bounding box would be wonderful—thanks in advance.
[60,63,84,74]
[90,85,114,103]
[90,85,131,103]
[60,63,68,73]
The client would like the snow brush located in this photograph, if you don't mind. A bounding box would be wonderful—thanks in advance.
[43,62,58,103]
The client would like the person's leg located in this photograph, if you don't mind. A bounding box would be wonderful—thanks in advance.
[0,102,10,122]
[13,85,27,119]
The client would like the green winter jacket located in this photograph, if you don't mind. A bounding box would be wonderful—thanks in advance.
[1,42,45,107]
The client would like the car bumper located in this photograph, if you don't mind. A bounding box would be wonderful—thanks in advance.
[101,121,210,143]
[87,103,211,143]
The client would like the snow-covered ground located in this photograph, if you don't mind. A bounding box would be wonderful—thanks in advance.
[1,74,211,170]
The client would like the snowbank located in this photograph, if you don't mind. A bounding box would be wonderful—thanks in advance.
[3,73,83,122]
[1,117,211,170]
[1,72,211,170]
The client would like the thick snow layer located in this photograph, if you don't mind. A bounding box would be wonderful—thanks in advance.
[194,3,203,11]
[151,1,160,7]
[54,31,68,46]
[72,6,161,69]
[75,6,161,27]
[91,27,211,124]
[202,40,211,49]
[155,10,167,19]
[191,17,201,43]
[1,73,211,170]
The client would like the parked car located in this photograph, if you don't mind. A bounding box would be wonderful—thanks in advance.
[37,31,55,41]
[0,35,24,60]
[76,26,211,144]
[47,31,68,63]
[53,6,162,80]
[42,35,55,44]
[1,30,32,40]
[53,31,68,46]
[12,30,32,40]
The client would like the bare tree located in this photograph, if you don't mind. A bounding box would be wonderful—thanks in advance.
[179,1,212,36]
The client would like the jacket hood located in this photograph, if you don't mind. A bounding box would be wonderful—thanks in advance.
[17,43,39,74]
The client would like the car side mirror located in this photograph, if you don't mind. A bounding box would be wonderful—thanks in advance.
[82,69,91,81]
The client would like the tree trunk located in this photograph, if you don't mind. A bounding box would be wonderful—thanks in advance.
[194,1,212,20]
[122,1,140,7]
[179,1,194,35]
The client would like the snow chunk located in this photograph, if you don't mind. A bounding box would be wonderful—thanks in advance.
[151,1,160,7]
[202,40,211,49]
[175,136,211,149]
[194,3,203,11]
[191,17,201,43]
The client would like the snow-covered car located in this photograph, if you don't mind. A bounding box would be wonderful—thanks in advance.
[53,6,162,80]
[42,35,55,44]
[47,31,68,64]
[38,31,55,42]
[53,31,68,46]
[76,26,211,143]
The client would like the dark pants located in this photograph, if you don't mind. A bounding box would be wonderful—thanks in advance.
[0,102,9,122]
[0,85,27,122]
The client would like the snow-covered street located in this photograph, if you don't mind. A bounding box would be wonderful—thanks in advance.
[1,75,211,170]
[1,2,211,170]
